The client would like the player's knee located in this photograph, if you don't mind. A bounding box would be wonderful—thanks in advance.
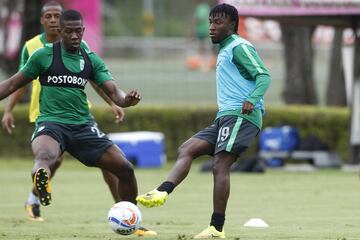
[102,174,113,185]
[114,161,135,179]
[212,160,220,175]
[35,150,58,163]
[124,163,135,175]
[212,158,231,175]
[177,143,192,158]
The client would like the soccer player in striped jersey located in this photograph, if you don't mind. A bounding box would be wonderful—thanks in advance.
[137,3,271,238]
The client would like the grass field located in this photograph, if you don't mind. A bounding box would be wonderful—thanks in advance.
[1,158,360,240]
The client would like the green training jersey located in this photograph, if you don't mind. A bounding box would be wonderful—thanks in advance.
[216,34,271,129]
[20,42,112,125]
[19,33,91,123]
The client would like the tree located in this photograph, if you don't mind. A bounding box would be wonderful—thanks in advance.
[0,0,21,76]
[281,24,318,104]
[0,0,41,102]
[0,0,41,77]
[326,28,347,106]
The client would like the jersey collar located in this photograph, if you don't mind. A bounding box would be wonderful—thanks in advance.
[60,42,82,57]
[219,34,237,49]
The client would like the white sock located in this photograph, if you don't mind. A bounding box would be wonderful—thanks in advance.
[27,192,40,205]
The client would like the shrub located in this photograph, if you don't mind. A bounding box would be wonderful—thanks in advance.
[0,105,350,162]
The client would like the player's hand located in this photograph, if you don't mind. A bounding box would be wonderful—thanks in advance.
[124,90,141,107]
[1,111,15,134]
[111,103,125,123]
[242,101,254,115]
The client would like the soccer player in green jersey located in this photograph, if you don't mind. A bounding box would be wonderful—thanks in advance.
[1,1,125,225]
[0,9,156,236]
[137,3,271,238]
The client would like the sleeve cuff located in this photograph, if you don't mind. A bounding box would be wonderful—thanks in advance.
[247,98,258,106]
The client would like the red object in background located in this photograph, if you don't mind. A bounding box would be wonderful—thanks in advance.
[237,17,247,39]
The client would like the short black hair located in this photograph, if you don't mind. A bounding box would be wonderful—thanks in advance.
[41,1,63,16]
[60,9,83,27]
[209,3,239,34]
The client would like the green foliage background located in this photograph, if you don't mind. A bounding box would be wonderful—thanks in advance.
[0,105,350,162]
[104,0,218,36]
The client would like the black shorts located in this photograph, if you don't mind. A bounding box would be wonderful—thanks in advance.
[194,116,260,156]
[31,121,113,166]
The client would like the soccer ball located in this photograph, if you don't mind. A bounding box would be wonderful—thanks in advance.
[107,201,142,235]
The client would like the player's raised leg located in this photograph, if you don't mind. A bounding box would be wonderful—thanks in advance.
[25,154,63,221]
[31,134,61,206]
[136,137,213,207]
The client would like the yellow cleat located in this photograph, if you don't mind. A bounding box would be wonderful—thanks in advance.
[194,226,226,239]
[25,203,44,222]
[133,227,158,236]
[136,189,168,208]
[33,168,51,206]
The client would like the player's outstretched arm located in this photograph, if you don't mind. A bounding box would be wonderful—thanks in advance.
[1,87,26,134]
[100,80,141,108]
[0,72,31,101]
